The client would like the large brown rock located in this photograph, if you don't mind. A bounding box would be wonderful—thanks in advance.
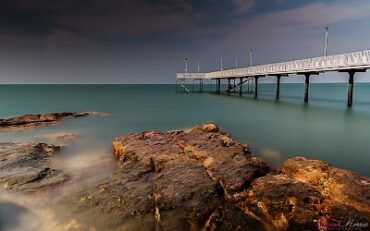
[242,157,370,231]
[0,142,69,193]
[56,124,268,230]
[0,112,98,132]
[53,125,370,231]
[173,125,269,196]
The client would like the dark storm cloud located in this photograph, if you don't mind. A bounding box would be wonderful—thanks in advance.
[0,0,256,58]
[0,0,369,83]
[0,0,255,37]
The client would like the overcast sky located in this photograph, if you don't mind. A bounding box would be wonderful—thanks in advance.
[1,0,370,83]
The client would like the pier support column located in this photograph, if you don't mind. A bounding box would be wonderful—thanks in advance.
[254,76,259,98]
[227,78,231,95]
[276,75,281,100]
[339,69,365,107]
[216,79,221,94]
[199,80,203,93]
[347,72,354,107]
[239,77,243,96]
[247,78,250,93]
[304,74,310,103]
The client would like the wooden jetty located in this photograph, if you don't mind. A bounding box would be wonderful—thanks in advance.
[176,50,370,107]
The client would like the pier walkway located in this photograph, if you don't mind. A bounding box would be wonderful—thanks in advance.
[176,50,370,107]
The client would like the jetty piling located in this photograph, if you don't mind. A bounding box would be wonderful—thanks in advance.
[227,78,231,95]
[239,77,243,96]
[273,74,287,100]
[254,76,259,98]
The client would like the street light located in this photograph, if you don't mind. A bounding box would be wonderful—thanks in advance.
[185,58,188,73]
[324,26,329,57]
[220,58,223,70]
[197,59,200,73]
[249,49,253,66]
[235,57,238,69]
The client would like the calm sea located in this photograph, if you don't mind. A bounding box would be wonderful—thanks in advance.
[0,83,369,176]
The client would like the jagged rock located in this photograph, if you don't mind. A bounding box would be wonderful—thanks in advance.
[242,174,322,230]
[53,125,369,231]
[242,157,370,231]
[56,124,268,230]
[282,157,370,228]
[173,126,269,195]
[0,112,99,132]
[0,142,69,192]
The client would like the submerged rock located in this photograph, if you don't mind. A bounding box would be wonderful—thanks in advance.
[57,124,268,230]
[0,142,68,193]
[41,132,79,143]
[0,112,100,132]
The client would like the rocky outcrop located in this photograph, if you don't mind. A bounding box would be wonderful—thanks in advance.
[0,112,99,132]
[0,142,68,192]
[56,123,269,230]
[242,157,370,231]
[52,124,369,231]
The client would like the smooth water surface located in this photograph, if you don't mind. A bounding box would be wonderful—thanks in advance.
[0,83,370,176]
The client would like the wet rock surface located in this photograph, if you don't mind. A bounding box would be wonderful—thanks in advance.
[4,123,367,231]
[242,157,370,230]
[0,112,92,132]
[0,142,69,193]
[56,124,269,230]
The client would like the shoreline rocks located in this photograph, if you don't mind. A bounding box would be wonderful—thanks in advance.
[241,157,370,230]
[1,122,368,230]
[0,142,68,193]
[0,112,104,132]
[56,124,269,230]
[60,123,366,231]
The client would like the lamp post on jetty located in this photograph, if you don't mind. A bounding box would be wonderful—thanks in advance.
[249,49,254,93]
[324,26,329,57]
[249,49,253,67]
[185,58,188,73]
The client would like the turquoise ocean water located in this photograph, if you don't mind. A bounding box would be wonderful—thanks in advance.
[0,83,369,176]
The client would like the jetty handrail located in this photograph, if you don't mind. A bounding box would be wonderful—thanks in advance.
[176,73,205,79]
[205,50,370,78]
[176,50,370,79]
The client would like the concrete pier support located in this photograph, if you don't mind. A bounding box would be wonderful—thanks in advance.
[276,75,281,100]
[199,79,203,93]
[216,79,221,94]
[347,71,354,107]
[304,74,310,103]
[227,78,231,95]
[247,78,250,93]
[239,77,243,96]
[254,76,259,98]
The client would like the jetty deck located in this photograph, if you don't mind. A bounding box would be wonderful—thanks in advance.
[176,50,370,107]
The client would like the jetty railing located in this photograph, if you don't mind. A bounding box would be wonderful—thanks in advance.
[176,50,370,107]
